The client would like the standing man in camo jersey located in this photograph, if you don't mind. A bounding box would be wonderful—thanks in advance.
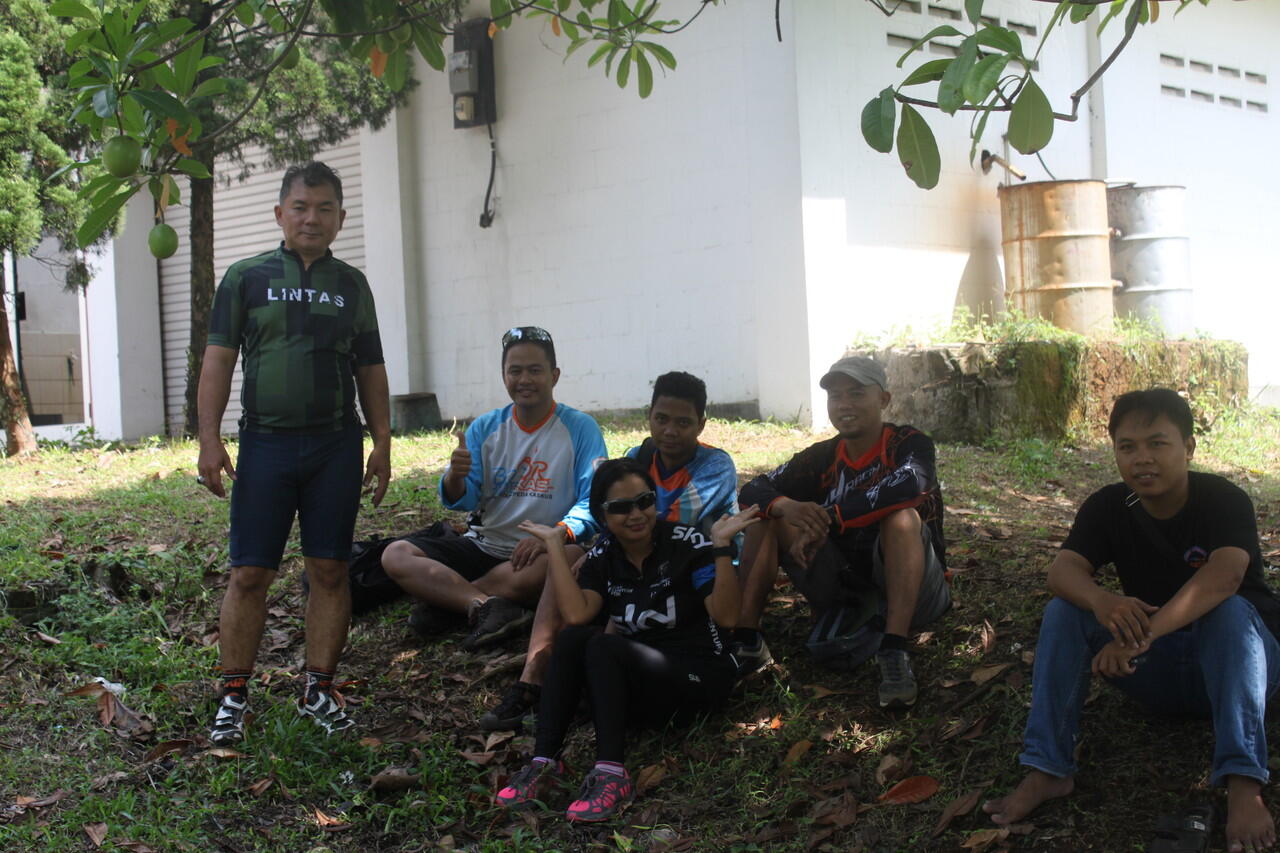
[196,161,391,744]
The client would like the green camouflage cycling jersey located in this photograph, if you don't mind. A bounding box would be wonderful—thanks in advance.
[207,243,384,432]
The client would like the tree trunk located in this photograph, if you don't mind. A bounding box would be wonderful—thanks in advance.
[182,148,216,437]
[0,262,37,455]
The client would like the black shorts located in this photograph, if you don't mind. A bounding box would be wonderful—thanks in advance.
[784,525,951,632]
[397,531,505,581]
[229,426,363,569]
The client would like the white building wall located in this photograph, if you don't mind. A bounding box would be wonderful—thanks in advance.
[1095,1,1280,404]
[403,0,807,421]
[793,0,1095,428]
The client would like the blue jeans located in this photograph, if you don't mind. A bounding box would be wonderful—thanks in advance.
[1020,595,1280,785]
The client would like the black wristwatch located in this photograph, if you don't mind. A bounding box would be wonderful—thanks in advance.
[710,544,735,559]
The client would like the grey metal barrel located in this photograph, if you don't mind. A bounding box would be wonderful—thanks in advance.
[1107,184,1192,337]
[998,179,1114,335]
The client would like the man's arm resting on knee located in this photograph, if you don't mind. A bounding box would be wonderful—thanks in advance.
[1049,549,1156,649]
[1147,546,1249,641]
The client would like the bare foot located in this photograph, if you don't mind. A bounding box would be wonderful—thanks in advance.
[1227,776,1276,852]
[982,770,1075,825]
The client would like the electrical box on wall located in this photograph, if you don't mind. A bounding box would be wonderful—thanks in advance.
[448,18,497,129]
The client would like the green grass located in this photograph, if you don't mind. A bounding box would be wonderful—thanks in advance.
[2,410,1279,851]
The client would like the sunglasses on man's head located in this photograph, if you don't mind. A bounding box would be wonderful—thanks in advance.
[502,326,553,348]
[602,491,657,515]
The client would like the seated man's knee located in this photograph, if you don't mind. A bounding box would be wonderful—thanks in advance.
[380,540,422,579]
[1042,595,1090,627]
[882,507,922,538]
[1199,594,1255,629]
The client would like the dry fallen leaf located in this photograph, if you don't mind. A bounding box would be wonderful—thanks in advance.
[314,807,352,831]
[247,777,274,797]
[783,739,813,767]
[83,822,108,847]
[960,827,1010,850]
[635,763,668,794]
[875,753,910,786]
[144,739,193,762]
[35,631,62,645]
[90,772,128,790]
[971,663,1012,685]
[65,682,109,698]
[483,731,513,751]
[878,775,940,804]
[769,714,784,730]
[805,684,847,699]
[17,789,68,808]
[117,841,158,852]
[147,544,167,555]
[812,791,859,828]
[979,619,996,655]
[369,767,420,793]
[1021,649,1036,665]
[204,747,246,759]
[460,750,496,766]
[932,788,984,837]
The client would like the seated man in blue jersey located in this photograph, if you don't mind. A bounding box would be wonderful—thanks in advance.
[984,389,1280,853]
[381,327,608,652]
[735,356,950,710]
[479,371,739,730]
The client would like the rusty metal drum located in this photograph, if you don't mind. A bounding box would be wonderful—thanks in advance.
[998,179,1114,335]
[1107,184,1192,337]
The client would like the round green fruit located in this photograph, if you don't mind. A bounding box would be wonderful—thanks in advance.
[102,136,142,179]
[148,223,178,259]
[392,23,413,46]
[274,43,301,70]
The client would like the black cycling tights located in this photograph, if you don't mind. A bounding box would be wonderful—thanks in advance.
[534,625,736,764]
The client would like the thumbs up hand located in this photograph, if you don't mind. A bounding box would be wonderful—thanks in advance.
[442,427,471,502]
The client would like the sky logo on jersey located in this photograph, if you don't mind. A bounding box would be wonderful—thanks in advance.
[1184,545,1209,569]
[616,597,677,634]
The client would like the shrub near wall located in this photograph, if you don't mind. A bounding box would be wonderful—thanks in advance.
[869,339,1248,443]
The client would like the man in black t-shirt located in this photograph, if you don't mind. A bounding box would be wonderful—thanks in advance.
[984,389,1280,853]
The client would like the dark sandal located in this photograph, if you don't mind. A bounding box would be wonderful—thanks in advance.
[1151,803,1214,853]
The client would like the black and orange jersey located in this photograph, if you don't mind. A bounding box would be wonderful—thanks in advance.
[738,424,945,569]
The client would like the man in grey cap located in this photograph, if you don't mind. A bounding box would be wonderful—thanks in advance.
[734,356,950,708]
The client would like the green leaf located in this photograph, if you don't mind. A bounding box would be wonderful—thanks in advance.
[963,53,1009,104]
[191,78,228,100]
[385,48,408,92]
[896,25,963,67]
[66,27,96,53]
[234,2,256,26]
[77,185,140,248]
[861,87,896,153]
[92,86,118,118]
[412,23,445,71]
[937,36,977,114]
[969,94,997,163]
[641,41,676,70]
[127,89,191,123]
[964,0,985,26]
[899,58,951,87]
[975,26,1022,57]
[635,50,653,97]
[1068,2,1095,23]
[175,158,211,179]
[561,20,579,40]
[617,46,633,89]
[587,42,613,69]
[1007,76,1054,154]
[896,104,940,189]
[48,0,97,21]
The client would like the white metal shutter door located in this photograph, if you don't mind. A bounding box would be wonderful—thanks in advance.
[157,137,365,435]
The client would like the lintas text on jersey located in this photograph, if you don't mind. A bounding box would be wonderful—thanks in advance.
[266,287,346,306]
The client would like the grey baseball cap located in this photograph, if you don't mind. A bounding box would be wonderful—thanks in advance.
[819,356,888,391]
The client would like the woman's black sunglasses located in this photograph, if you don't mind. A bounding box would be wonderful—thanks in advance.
[602,491,657,515]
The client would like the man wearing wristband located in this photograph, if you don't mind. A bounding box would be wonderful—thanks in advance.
[381,326,607,651]
[735,355,949,708]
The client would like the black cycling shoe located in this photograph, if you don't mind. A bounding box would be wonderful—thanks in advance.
[479,681,540,731]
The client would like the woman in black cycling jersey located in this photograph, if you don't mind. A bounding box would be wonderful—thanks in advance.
[495,457,759,822]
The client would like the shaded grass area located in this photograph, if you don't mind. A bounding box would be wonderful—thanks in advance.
[1,410,1278,852]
